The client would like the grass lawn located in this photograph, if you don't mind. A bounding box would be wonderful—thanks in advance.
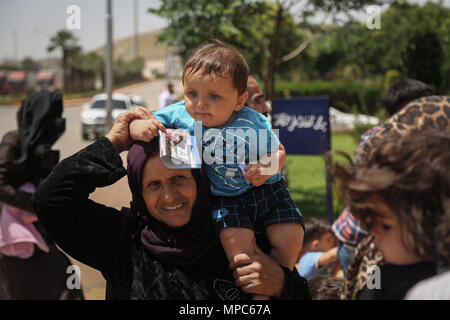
[285,132,359,222]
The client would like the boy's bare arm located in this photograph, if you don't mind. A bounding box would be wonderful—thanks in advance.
[129,118,166,142]
[244,143,286,187]
[317,247,338,267]
[277,144,286,171]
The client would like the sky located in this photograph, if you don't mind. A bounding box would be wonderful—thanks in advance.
[0,0,167,61]
[0,0,448,62]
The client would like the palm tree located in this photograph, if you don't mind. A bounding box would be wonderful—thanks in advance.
[47,30,81,93]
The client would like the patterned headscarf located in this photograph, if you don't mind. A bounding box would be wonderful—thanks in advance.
[355,95,450,165]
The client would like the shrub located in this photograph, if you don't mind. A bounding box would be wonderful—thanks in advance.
[273,80,384,115]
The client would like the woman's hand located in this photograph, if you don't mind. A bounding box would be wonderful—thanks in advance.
[229,239,285,298]
[130,118,166,142]
[105,107,153,153]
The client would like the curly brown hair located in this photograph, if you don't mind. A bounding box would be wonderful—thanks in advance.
[308,275,344,300]
[328,130,450,264]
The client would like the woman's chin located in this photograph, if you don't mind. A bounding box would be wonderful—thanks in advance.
[166,216,190,228]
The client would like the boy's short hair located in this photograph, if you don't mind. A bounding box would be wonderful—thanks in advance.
[330,130,450,264]
[182,40,249,95]
[308,275,344,300]
[303,217,332,246]
[384,78,435,116]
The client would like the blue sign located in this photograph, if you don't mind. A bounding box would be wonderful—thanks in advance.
[273,96,333,224]
[273,96,330,155]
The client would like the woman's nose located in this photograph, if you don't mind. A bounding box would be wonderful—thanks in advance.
[160,183,175,201]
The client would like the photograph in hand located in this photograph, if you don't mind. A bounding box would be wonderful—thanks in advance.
[159,129,201,169]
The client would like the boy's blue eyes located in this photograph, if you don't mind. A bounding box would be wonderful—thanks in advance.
[187,92,221,100]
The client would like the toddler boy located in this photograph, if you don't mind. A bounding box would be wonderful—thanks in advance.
[130,41,304,299]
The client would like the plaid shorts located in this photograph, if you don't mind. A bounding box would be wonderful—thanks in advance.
[211,181,304,233]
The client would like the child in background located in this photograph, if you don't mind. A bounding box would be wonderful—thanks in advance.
[330,130,450,299]
[297,217,338,280]
[130,40,304,299]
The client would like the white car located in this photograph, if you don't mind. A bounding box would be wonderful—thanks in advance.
[80,93,145,140]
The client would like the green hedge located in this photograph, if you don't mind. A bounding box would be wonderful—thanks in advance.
[273,80,384,115]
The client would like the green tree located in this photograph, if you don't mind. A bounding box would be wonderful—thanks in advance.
[21,56,37,71]
[404,31,442,91]
[70,51,104,75]
[342,1,450,82]
[47,30,81,93]
[113,57,145,77]
[149,0,389,105]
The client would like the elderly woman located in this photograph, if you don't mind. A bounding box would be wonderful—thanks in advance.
[32,108,310,300]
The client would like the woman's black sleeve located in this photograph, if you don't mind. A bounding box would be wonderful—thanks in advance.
[278,266,311,300]
[32,137,128,275]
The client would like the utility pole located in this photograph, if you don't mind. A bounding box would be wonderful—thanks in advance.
[134,0,139,58]
[13,30,18,60]
[105,0,114,132]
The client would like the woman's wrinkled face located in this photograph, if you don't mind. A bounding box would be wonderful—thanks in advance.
[142,154,197,228]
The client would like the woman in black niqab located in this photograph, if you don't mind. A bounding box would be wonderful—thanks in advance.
[0,90,83,300]
[14,90,66,184]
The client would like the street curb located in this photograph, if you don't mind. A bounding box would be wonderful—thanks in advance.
[65,80,154,107]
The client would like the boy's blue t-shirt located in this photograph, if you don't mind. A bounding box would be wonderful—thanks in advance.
[153,101,281,196]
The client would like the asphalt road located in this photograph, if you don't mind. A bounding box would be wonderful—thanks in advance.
[0,78,183,299]
[0,78,183,161]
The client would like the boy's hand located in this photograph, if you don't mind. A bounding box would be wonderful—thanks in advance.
[129,118,166,142]
[244,157,278,187]
[244,144,285,186]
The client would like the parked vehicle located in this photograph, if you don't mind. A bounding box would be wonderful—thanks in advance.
[130,94,147,108]
[7,71,28,95]
[80,93,145,140]
[36,70,63,91]
[0,71,7,95]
